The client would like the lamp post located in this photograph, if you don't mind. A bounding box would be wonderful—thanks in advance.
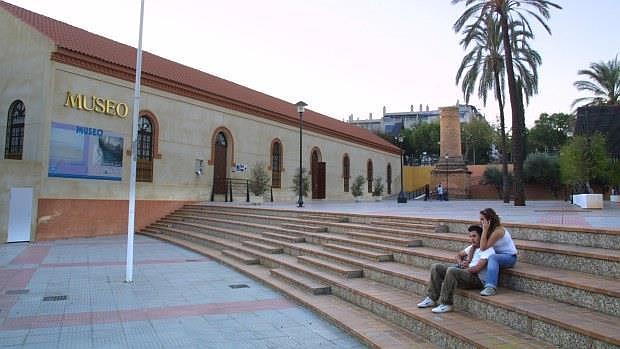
[444,153,449,201]
[396,136,407,203]
[296,101,307,208]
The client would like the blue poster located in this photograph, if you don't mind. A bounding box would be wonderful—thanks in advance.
[48,122,124,181]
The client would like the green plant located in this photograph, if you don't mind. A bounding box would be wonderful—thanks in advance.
[524,152,560,197]
[249,162,270,196]
[481,166,512,199]
[291,168,309,198]
[372,177,384,196]
[559,134,610,193]
[351,175,365,197]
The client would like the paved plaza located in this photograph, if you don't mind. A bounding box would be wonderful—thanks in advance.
[251,199,620,230]
[1,199,617,348]
[0,235,366,349]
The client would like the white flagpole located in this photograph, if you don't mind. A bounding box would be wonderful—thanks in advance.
[126,0,145,283]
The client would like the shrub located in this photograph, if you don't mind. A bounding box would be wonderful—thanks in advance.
[290,168,309,198]
[372,177,384,196]
[351,175,365,197]
[481,166,512,199]
[524,152,560,196]
[249,162,271,196]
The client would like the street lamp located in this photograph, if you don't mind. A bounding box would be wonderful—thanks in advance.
[296,101,307,208]
[396,136,407,203]
[444,153,449,201]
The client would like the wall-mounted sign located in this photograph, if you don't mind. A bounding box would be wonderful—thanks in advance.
[63,91,129,118]
[48,121,124,181]
[233,163,247,172]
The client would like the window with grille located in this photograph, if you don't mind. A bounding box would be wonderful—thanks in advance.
[367,160,373,193]
[387,164,392,195]
[343,155,350,192]
[137,116,153,182]
[271,141,282,188]
[5,100,25,160]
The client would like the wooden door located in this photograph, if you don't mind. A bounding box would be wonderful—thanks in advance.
[317,162,326,199]
[213,133,228,194]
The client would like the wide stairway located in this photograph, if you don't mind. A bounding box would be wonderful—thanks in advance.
[139,203,620,349]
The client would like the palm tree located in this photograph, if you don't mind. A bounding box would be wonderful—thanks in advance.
[455,14,540,203]
[573,56,620,108]
[452,0,561,206]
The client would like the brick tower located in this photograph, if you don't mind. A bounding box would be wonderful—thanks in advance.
[431,106,471,198]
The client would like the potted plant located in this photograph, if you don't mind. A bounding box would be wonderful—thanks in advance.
[372,177,384,201]
[291,168,309,200]
[249,162,270,204]
[351,175,365,202]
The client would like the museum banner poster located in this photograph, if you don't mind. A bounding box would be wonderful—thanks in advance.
[48,121,124,181]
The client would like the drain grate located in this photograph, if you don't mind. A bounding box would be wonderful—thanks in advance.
[229,284,249,289]
[185,259,201,262]
[42,295,67,302]
[5,289,29,295]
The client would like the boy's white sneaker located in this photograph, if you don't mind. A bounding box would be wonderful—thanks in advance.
[416,297,435,308]
[431,304,453,313]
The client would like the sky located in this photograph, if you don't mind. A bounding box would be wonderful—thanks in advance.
[7,0,620,128]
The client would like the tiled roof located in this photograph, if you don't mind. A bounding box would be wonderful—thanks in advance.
[0,1,399,154]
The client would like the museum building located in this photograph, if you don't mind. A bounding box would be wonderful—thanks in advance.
[0,1,400,243]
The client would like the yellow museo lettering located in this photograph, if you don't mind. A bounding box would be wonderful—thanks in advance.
[64,91,129,118]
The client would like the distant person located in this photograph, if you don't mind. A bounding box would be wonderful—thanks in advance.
[436,184,444,201]
[416,225,494,313]
[478,208,518,296]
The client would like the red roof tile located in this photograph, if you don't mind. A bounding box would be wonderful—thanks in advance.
[0,1,399,154]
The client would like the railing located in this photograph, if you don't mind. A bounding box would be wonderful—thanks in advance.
[406,184,431,201]
[210,178,274,203]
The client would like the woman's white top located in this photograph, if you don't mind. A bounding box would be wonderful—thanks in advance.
[493,228,518,255]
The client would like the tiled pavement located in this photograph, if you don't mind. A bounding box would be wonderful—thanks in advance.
[0,236,367,348]
[238,199,620,230]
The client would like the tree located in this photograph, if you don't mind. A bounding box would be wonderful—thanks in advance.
[461,117,494,164]
[290,168,309,198]
[455,13,540,203]
[452,0,561,206]
[404,122,440,161]
[523,152,560,196]
[351,175,366,198]
[573,56,620,108]
[559,134,610,194]
[528,113,574,153]
[482,166,512,199]
[249,162,270,196]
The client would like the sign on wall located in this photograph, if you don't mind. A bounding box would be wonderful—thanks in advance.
[48,122,124,181]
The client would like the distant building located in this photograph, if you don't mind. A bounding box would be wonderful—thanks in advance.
[346,113,383,134]
[348,104,482,137]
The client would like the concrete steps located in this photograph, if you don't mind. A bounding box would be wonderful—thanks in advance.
[270,268,331,295]
[297,255,363,279]
[142,231,438,349]
[140,229,556,348]
[139,204,620,348]
[221,249,259,264]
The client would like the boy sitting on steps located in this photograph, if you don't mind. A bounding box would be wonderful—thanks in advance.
[416,225,495,313]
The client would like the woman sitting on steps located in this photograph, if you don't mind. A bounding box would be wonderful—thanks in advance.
[477,208,518,296]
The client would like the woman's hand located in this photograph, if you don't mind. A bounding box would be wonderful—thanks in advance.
[481,218,490,232]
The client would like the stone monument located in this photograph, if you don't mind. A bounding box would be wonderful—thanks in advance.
[431,106,471,198]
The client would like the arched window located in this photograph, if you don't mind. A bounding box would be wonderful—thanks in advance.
[5,100,25,160]
[271,140,282,188]
[343,155,350,192]
[137,115,154,182]
[367,160,373,193]
[387,164,392,195]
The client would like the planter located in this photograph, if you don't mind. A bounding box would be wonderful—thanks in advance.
[249,195,264,205]
[354,196,363,203]
[611,195,620,203]
[373,195,383,202]
[572,193,603,209]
